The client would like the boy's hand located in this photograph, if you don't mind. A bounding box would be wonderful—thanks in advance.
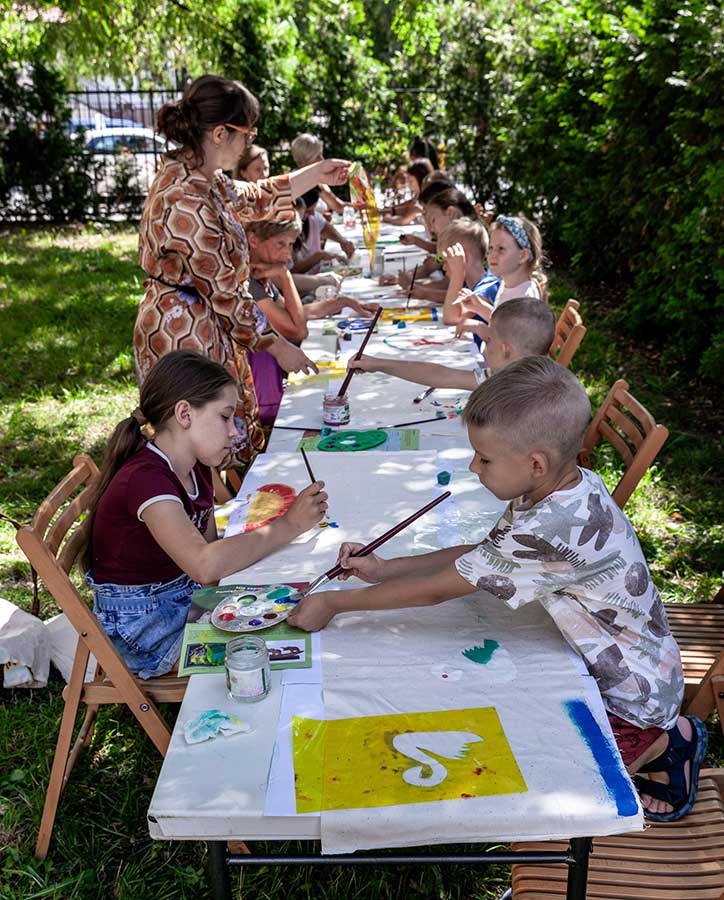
[287,591,337,631]
[453,291,494,321]
[339,239,356,259]
[455,318,488,341]
[347,354,380,374]
[337,542,384,582]
[442,242,466,280]
[285,481,328,534]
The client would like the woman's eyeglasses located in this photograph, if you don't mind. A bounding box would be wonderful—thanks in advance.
[225,123,257,143]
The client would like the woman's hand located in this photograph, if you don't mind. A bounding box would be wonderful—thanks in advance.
[287,591,337,632]
[249,261,289,281]
[315,159,351,186]
[285,481,328,534]
[336,542,385,583]
[321,271,344,289]
[268,338,318,374]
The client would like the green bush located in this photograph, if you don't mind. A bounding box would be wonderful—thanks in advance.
[0,61,96,222]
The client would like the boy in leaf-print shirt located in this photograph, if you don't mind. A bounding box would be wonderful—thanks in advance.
[289,356,706,824]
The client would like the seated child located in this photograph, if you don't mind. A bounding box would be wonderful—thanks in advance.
[292,187,356,276]
[82,350,328,678]
[234,145,270,182]
[289,356,706,823]
[435,218,500,326]
[398,170,455,254]
[382,159,433,226]
[291,132,345,214]
[349,297,554,390]
[455,214,547,342]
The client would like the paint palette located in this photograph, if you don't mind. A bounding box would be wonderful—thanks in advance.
[210,584,301,633]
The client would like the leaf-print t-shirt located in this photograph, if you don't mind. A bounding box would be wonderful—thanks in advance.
[455,467,683,730]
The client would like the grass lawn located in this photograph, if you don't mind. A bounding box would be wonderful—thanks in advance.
[1,226,722,899]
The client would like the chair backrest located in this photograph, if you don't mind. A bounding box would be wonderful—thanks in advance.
[549,299,586,368]
[579,380,669,508]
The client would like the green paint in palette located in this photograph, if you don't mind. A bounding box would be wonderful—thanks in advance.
[462,640,499,665]
[267,587,292,600]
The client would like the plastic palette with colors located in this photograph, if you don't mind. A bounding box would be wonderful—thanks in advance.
[210,585,300,633]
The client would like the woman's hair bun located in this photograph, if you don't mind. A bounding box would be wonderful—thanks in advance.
[157,99,196,144]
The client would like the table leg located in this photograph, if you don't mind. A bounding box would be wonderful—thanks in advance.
[207,840,232,900]
[565,837,592,900]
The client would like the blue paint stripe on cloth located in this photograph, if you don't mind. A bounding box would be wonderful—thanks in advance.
[564,699,640,817]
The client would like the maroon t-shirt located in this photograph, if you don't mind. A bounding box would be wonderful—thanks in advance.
[91,443,214,585]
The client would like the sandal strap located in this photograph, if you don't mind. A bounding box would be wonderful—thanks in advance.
[634,774,687,808]
[638,719,696,774]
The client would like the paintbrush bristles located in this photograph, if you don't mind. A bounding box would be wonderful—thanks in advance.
[336,305,383,398]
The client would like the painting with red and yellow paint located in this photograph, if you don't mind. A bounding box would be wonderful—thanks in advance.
[349,162,380,269]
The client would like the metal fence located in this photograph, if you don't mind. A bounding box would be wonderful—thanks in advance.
[67,87,180,218]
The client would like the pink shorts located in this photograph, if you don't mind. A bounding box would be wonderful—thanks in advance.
[607,712,665,767]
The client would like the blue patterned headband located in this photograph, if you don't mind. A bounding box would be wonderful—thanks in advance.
[495,215,533,260]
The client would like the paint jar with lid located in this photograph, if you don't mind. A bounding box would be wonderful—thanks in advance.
[323,386,350,426]
[224,636,271,703]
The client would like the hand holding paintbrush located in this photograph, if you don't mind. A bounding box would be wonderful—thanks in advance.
[336,305,383,398]
[404,264,419,311]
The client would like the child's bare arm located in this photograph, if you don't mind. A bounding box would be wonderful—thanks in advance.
[441,243,468,324]
[348,354,478,390]
[288,562,475,632]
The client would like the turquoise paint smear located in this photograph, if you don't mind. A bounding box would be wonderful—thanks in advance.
[462,640,499,664]
[267,587,291,600]
[564,699,639,817]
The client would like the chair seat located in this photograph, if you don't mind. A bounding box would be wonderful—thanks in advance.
[665,603,724,689]
[511,770,724,899]
[79,672,188,705]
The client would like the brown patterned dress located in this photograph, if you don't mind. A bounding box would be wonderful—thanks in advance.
[135,154,294,462]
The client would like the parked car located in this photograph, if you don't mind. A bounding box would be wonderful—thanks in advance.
[83,127,169,199]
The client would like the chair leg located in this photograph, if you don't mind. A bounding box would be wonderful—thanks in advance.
[35,643,90,859]
[62,705,99,789]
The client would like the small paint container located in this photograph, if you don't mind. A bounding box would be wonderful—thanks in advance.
[323,389,351,426]
[224,636,271,703]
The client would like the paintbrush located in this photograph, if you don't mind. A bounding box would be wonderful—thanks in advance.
[274,425,322,433]
[413,387,435,404]
[404,264,419,311]
[296,491,451,599]
[335,305,383,399]
[300,447,317,484]
[391,415,448,428]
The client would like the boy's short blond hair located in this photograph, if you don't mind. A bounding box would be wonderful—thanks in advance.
[291,133,323,167]
[491,298,555,357]
[438,218,489,258]
[245,215,302,241]
[463,356,591,463]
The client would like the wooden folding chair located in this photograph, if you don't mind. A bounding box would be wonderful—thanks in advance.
[15,454,187,859]
[549,299,586,368]
[509,768,724,899]
[579,379,669,509]
[667,584,724,736]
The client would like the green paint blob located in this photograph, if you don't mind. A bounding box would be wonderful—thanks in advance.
[462,640,499,665]
[267,587,291,600]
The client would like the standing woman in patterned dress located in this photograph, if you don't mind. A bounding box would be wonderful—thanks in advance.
[135,75,349,464]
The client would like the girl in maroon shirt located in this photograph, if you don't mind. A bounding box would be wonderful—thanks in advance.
[81,350,327,678]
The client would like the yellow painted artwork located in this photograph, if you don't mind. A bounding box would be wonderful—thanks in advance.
[349,162,380,268]
[293,707,527,813]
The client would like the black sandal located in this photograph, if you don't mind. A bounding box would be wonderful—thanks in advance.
[633,716,708,822]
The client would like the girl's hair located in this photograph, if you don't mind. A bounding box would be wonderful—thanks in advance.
[420,170,453,191]
[245,215,302,242]
[291,133,323,167]
[406,159,434,193]
[157,75,260,168]
[409,137,439,170]
[234,144,268,180]
[80,351,237,573]
[437,218,490,257]
[492,214,548,299]
[422,187,478,220]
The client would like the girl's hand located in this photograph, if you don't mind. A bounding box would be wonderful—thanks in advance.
[339,239,356,259]
[442,242,466,279]
[285,481,328,534]
[399,233,415,246]
[316,159,350,186]
[347,354,379,374]
[337,542,384,583]
[269,338,318,374]
[287,591,337,632]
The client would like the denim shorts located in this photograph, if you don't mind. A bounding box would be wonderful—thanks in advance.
[87,571,199,679]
